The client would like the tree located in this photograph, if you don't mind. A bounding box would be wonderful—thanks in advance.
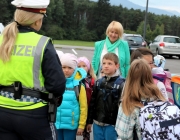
[62,0,75,39]
[0,0,15,24]
[1,0,180,41]
[158,15,171,35]
[53,0,65,26]
[159,24,164,35]
[146,24,153,41]
[136,21,153,41]
[93,0,112,39]
[152,24,162,37]
[86,1,97,30]
[136,21,144,36]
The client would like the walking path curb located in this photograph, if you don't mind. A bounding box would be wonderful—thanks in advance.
[54,44,94,51]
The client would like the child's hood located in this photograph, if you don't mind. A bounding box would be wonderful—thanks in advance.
[67,67,87,86]
[152,67,165,75]
[74,67,87,80]
[152,67,166,82]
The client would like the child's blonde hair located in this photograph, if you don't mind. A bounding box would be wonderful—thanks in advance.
[122,59,166,116]
[89,63,97,80]
[0,9,43,63]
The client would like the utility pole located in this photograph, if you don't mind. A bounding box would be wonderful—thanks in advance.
[143,0,149,39]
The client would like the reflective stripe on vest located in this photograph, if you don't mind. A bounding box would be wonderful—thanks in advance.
[0,33,50,110]
[0,33,50,92]
[33,36,49,92]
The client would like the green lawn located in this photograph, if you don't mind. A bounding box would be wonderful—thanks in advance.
[53,40,95,47]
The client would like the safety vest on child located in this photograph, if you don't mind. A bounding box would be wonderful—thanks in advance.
[139,100,180,140]
[153,71,173,103]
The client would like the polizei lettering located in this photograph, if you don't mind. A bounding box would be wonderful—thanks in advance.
[13,45,36,57]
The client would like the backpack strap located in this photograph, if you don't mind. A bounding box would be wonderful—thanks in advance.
[153,75,164,83]
[112,76,125,98]
[74,81,82,101]
[96,76,106,89]
[153,78,158,84]
[113,76,125,89]
[159,117,180,128]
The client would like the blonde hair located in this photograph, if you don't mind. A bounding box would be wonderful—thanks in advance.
[122,59,166,116]
[106,21,124,38]
[0,9,43,63]
[89,63,97,80]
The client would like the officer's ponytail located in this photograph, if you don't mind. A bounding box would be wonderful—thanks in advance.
[0,21,18,63]
[0,9,43,63]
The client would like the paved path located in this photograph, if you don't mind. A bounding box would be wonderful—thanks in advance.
[54,44,94,51]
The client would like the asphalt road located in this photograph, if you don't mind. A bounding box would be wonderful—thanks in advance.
[55,46,180,75]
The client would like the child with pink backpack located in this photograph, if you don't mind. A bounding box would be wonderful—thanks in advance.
[152,55,173,103]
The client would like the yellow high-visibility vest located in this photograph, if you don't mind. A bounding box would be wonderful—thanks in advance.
[0,32,50,110]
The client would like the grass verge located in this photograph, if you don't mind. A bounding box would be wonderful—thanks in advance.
[53,40,95,47]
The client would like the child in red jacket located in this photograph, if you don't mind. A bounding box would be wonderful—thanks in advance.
[78,56,96,140]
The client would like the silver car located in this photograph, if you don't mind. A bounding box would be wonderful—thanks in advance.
[150,35,180,58]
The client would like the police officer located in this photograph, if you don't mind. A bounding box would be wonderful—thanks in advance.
[0,0,66,140]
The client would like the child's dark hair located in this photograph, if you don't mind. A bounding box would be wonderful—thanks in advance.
[102,53,119,64]
[130,47,154,64]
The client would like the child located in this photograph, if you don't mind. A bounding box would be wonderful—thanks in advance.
[130,48,168,100]
[152,55,166,74]
[115,59,166,139]
[56,50,64,59]
[77,56,96,140]
[55,53,88,140]
[152,55,173,102]
[86,53,125,140]
[78,56,96,105]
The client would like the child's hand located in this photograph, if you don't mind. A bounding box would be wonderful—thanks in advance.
[76,128,84,135]
[86,124,92,133]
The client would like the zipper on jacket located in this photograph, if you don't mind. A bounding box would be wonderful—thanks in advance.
[72,111,74,125]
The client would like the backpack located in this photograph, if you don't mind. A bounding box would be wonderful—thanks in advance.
[96,76,125,101]
[171,76,180,108]
[74,78,95,106]
[153,71,173,103]
[74,81,83,101]
[139,100,180,140]
[84,77,94,106]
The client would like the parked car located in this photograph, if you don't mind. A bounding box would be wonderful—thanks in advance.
[149,35,180,58]
[122,33,147,54]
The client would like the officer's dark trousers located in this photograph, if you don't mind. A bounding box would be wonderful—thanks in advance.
[0,106,57,140]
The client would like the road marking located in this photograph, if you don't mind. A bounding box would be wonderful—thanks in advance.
[72,49,78,55]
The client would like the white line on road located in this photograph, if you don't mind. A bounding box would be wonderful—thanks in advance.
[72,49,78,55]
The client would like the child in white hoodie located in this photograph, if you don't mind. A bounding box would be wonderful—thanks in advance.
[152,55,168,100]
[152,55,166,74]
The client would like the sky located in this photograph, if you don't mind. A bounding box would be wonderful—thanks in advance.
[128,0,180,13]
